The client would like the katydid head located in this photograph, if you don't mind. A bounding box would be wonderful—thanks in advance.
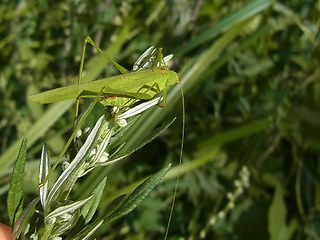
[165,69,180,87]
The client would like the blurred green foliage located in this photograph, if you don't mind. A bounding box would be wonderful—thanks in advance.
[0,0,319,239]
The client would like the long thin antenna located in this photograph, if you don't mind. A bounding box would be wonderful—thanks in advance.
[164,82,185,240]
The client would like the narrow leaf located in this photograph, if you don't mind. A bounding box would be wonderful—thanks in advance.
[105,164,171,223]
[92,129,113,165]
[7,138,27,226]
[117,97,162,120]
[46,196,93,220]
[268,185,289,240]
[12,198,39,240]
[39,144,49,210]
[81,177,107,223]
[103,194,127,217]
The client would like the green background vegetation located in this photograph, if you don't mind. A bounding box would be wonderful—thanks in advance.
[0,0,319,239]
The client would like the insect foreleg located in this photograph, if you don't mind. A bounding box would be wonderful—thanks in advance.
[141,83,161,94]
[135,82,170,107]
[160,86,167,108]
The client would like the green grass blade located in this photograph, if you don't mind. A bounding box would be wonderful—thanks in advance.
[0,101,73,177]
[177,0,272,55]
[164,146,221,180]
[198,117,272,149]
